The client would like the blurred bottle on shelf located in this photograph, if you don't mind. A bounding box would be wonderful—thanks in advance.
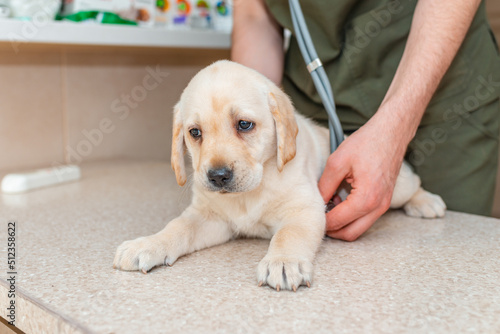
[191,0,211,29]
[61,0,155,26]
[0,0,10,18]
[134,0,156,27]
[155,0,171,27]
[171,0,191,29]
[211,0,232,32]
[9,0,60,21]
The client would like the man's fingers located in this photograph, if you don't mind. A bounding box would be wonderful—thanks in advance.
[326,209,383,242]
[318,154,348,203]
[326,180,393,231]
[325,196,366,232]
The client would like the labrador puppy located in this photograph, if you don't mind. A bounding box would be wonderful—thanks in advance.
[114,60,446,291]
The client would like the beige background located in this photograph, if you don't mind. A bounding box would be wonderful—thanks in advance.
[0,1,499,216]
[0,44,228,171]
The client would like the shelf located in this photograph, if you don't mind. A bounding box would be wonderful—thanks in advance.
[0,19,231,49]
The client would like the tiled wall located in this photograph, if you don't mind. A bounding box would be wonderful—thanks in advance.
[0,49,65,170]
[0,1,499,216]
[0,44,229,172]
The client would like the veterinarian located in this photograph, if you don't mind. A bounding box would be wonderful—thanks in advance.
[232,0,500,241]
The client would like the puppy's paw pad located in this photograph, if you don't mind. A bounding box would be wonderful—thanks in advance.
[404,189,446,219]
[257,256,313,291]
[113,236,168,273]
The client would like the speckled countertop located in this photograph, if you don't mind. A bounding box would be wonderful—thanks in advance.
[0,160,499,334]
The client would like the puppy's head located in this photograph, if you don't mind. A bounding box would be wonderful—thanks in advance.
[171,60,298,194]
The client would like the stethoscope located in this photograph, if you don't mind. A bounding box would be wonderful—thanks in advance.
[289,0,344,153]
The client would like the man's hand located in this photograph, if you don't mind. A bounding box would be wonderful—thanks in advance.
[318,0,481,241]
[318,109,407,241]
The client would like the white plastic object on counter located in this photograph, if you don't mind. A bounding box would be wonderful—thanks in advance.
[1,165,81,194]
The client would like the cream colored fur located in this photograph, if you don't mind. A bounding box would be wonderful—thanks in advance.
[114,61,446,291]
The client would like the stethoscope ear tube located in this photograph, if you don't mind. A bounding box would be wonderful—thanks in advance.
[289,0,344,153]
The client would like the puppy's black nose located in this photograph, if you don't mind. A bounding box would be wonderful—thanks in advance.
[208,168,233,188]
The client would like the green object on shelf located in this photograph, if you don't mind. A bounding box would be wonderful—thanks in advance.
[56,11,138,25]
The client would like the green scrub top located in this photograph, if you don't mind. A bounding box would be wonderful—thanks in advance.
[265,0,500,216]
[265,0,500,131]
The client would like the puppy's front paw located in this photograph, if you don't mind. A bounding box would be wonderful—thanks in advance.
[404,188,446,218]
[113,236,174,274]
[257,255,313,292]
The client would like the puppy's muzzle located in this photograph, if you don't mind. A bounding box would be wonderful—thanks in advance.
[207,167,233,189]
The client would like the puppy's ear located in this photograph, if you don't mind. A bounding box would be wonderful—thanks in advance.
[171,103,187,186]
[268,86,299,172]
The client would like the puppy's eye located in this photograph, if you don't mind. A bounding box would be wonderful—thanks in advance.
[238,120,254,131]
[190,128,202,138]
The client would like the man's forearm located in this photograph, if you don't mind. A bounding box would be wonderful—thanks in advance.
[376,0,482,147]
[231,0,284,85]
